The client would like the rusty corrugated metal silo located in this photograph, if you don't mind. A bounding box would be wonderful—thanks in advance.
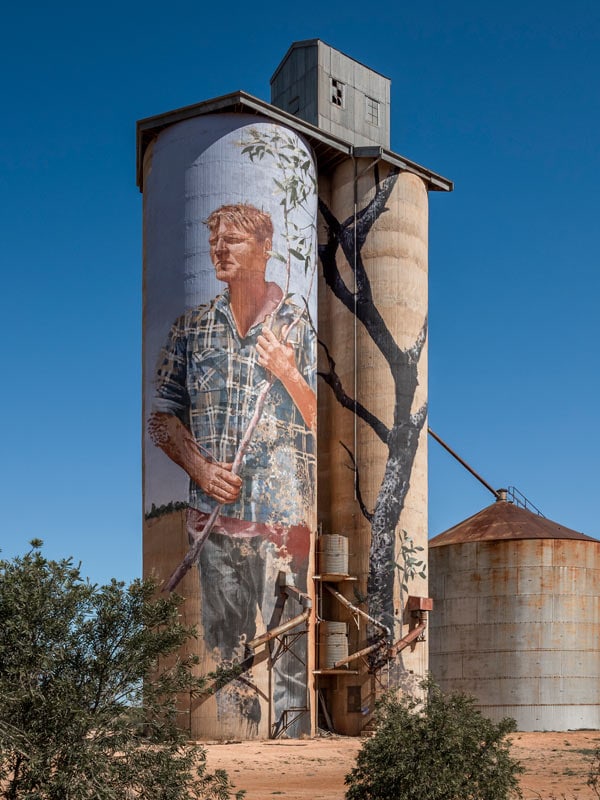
[429,497,600,730]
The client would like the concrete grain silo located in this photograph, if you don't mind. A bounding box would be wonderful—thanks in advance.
[429,496,600,730]
[141,111,319,740]
[316,158,430,734]
[273,40,444,735]
[138,40,451,739]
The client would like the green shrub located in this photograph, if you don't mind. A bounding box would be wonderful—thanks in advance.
[0,541,244,800]
[588,746,600,798]
[345,677,523,800]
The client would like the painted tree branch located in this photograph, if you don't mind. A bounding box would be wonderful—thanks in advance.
[317,201,355,312]
[367,413,427,627]
[317,338,389,444]
[318,169,403,368]
[343,166,400,255]
[339,441,374,524]
[318,166,428,633]
[406,315,428,369]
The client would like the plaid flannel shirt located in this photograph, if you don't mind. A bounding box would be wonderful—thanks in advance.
[153,288,316,527]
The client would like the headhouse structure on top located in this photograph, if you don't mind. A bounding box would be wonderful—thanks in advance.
[270,39,391,148]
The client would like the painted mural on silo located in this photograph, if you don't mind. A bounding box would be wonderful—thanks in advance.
[142,115,317,739]
[317,162,428,733]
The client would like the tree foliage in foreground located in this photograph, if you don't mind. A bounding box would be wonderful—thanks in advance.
[0,542,244,800]
[588,747,600,799]
[345,678,523,800]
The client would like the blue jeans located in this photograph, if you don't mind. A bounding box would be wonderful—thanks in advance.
[194,522,310,737]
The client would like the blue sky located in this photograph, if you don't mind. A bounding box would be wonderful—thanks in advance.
[1,0,599,585]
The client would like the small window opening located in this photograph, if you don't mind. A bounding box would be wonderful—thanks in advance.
[347,685,362,713]
[331,78,345,108]
[365,96,380,126]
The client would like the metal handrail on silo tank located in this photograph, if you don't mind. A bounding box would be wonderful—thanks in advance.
[507,485,545,517]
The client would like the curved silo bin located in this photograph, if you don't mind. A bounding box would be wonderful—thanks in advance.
[319,621,350,669]
[142,114,318,740]
[317,159,429,735]
[429,497,600,731]
[320,535,349,575]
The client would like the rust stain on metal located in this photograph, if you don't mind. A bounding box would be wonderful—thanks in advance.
[430,500,598,548]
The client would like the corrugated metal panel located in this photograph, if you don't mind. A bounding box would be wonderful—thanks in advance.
[430,537,600,731]
[136,91,453,194]
[430,500,597,546]
[474,705,600,731]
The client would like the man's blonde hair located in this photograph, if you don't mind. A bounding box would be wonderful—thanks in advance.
[205,204,273,243]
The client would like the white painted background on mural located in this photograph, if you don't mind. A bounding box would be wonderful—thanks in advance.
[143,114,317,511]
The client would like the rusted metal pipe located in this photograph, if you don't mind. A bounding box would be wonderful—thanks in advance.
[280,581,312,609]
[388,619,427,658]
[324,584,391,639]
[330,636,387,669]
[248,608,310,650]
[428,427,499,500]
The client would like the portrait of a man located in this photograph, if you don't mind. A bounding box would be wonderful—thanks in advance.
[149,202,316,733]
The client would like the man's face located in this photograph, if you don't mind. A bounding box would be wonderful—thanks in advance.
[209,219,270,284]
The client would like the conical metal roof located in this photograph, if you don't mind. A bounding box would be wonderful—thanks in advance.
[429,499,597,547]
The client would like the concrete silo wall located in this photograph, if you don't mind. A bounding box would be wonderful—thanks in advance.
[142,114,318,739]
[429,538,600,730]
[317,161,429,734]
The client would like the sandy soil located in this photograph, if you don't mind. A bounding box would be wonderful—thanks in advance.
[204,731,600,800]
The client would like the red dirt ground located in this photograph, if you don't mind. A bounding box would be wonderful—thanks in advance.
[204,731,600,800]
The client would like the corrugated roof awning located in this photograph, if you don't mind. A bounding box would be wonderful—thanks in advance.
[136,90,453,193]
